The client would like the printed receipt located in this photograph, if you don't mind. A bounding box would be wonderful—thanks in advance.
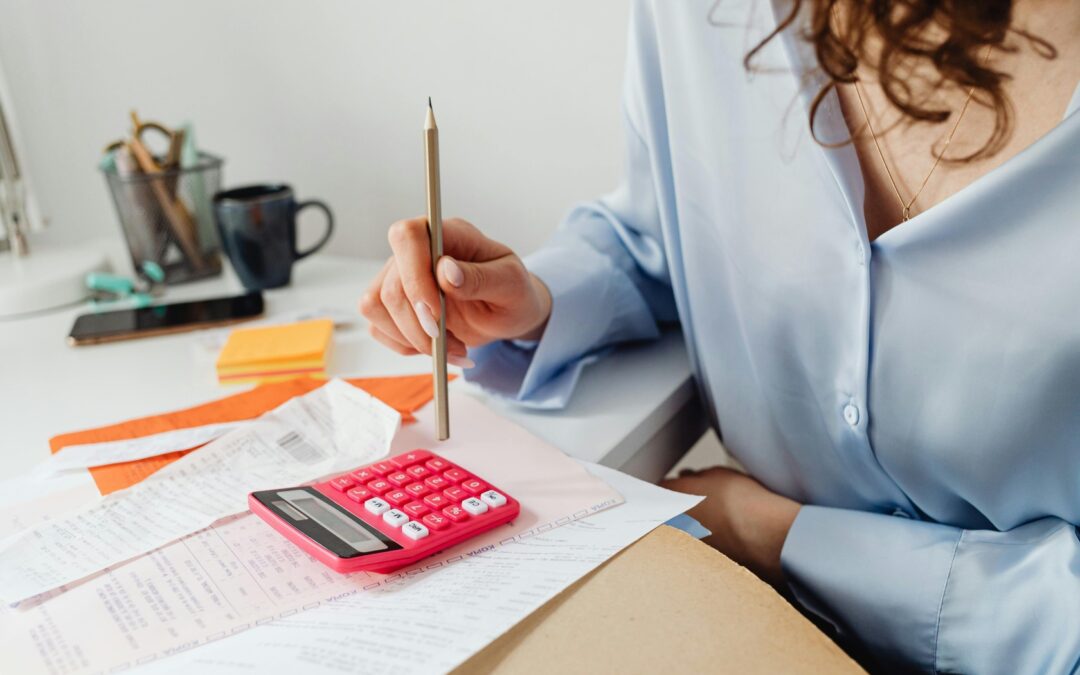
[0,379,399,604]
[0,393,630,675]
[142,464,701,675]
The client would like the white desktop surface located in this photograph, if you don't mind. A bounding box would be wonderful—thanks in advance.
[0,251,702,482]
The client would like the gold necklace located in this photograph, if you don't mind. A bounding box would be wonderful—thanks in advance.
[850,45,993,222]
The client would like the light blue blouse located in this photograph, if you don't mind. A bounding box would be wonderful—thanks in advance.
[466,1,1080,672]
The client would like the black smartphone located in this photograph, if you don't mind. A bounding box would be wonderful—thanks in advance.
[67,291,264,346]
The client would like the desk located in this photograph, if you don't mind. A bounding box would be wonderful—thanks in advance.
[0,248,703,481]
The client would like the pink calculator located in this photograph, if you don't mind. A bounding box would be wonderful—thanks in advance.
[248,449,520,574]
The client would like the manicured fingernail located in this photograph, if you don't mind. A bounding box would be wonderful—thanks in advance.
[448,354,475,369]
[413,301,439,338]
[442,257,464,288]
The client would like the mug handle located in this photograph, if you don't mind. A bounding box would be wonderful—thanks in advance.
[293,200,335,261]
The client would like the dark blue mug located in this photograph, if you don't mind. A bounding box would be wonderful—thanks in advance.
[213,184,334,290]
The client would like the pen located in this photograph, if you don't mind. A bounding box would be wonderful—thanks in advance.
[425,97,450,440]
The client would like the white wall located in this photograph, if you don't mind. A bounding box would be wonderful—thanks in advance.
[0,0,629,259]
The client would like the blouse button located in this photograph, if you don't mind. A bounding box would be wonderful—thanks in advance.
[843,403,860,427]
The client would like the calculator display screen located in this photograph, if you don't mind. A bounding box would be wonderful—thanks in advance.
[278,489,388,553]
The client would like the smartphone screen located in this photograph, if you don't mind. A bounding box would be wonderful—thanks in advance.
[68,292,264,345]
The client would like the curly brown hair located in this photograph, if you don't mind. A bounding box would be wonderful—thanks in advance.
[742,0,1057,161]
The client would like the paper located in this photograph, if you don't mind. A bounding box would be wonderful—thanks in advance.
[139,464,701,675]
[37,423,245,475]
[194,307,356,353]
[0,380,400,604]
[0,391,624,674]
[49,374,445,495]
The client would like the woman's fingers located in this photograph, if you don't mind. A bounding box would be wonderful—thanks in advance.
[369,325,419,356]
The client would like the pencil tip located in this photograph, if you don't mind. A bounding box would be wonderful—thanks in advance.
[428,96,432,110]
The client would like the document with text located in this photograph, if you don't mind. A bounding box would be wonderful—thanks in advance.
[0,380,400,604]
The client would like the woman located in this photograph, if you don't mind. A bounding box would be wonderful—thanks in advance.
[361,1,1080,672]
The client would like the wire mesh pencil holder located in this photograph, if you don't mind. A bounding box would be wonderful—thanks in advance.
[102,152,224,284]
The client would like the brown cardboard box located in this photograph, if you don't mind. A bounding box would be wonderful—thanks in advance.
[455,525,863,674]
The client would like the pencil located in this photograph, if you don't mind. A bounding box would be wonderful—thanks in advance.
[425,97,450,440]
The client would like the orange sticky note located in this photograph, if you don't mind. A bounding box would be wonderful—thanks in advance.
[216,319,334,384]
[49,374,454,495]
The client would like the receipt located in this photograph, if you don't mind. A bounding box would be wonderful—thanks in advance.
[0,379,399,604]
[142,464,700,675]
[37,422,244,475]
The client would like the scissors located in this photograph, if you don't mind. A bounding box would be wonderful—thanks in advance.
[104,111,206,271]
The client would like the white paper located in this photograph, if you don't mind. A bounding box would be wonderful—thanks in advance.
[0,393,625,675]
[0,379,400,604]
[141,463,701,675]
[36,422,245,475]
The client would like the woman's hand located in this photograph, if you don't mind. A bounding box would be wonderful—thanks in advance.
[662,467,801,589]
[360,217,552,364]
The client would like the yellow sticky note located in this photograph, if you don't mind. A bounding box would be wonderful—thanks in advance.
[216,319,333,384]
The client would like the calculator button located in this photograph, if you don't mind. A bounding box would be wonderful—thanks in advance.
[402,521,430,540]
[382,509,409,528]
[443,486,467,502]
[366,479,392,494]
[461,497,488,516]
[370,461,396,476]
[425,458,452,472]
[328,476,356,492]
[422,512,450,531]
[384,489,411,507]
[442,505,469,522]
[480,490,507,508]
[423,493,451,510]
[403,501,430,518]
[390,450,433,469]
[460,479,488,496]
[424,475,450,491]
[405,465,430,480]
[346,487,373,503]
[443,468,469,483]
[365,498,390,516]
[351,468,377,482]
[386,471,411,487]
[404,482,431,498]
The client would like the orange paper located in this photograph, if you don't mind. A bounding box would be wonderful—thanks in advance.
[49,374,454,495]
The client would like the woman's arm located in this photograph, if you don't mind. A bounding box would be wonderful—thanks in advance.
[783,507,1080,673]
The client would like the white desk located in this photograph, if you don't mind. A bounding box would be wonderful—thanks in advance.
[0,251,704,482]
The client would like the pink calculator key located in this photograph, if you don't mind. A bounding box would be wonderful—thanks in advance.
[351,468,377,482]
[328,476,356,492]
[442,505,469,523]
[443,486,467,502]
[386,471,411,487]
[460,479,488,496]
[422,512,450,531]
[390,450,432,469]
[442,469,469,483]
[370,461,396,476]
[403,501,430,518]
[423,493,450,510]
[406,465,430,480]
[384,489,411,507]
[424,475,450,491]
[404,482,431,497]
[366,479,392,494]
[425,457,452,472]
[346,487,372,503]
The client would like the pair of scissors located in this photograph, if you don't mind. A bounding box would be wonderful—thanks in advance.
[105,111,206,271]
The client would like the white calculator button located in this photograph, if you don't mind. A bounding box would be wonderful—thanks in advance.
[402,521,429,540]
[382,509,409,528]
[480,490,507,508]
[461,497,488,516]
[365,497,390,516]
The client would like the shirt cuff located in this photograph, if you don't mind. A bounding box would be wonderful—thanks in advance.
[781,505,962,672]
[464,241,659,409]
